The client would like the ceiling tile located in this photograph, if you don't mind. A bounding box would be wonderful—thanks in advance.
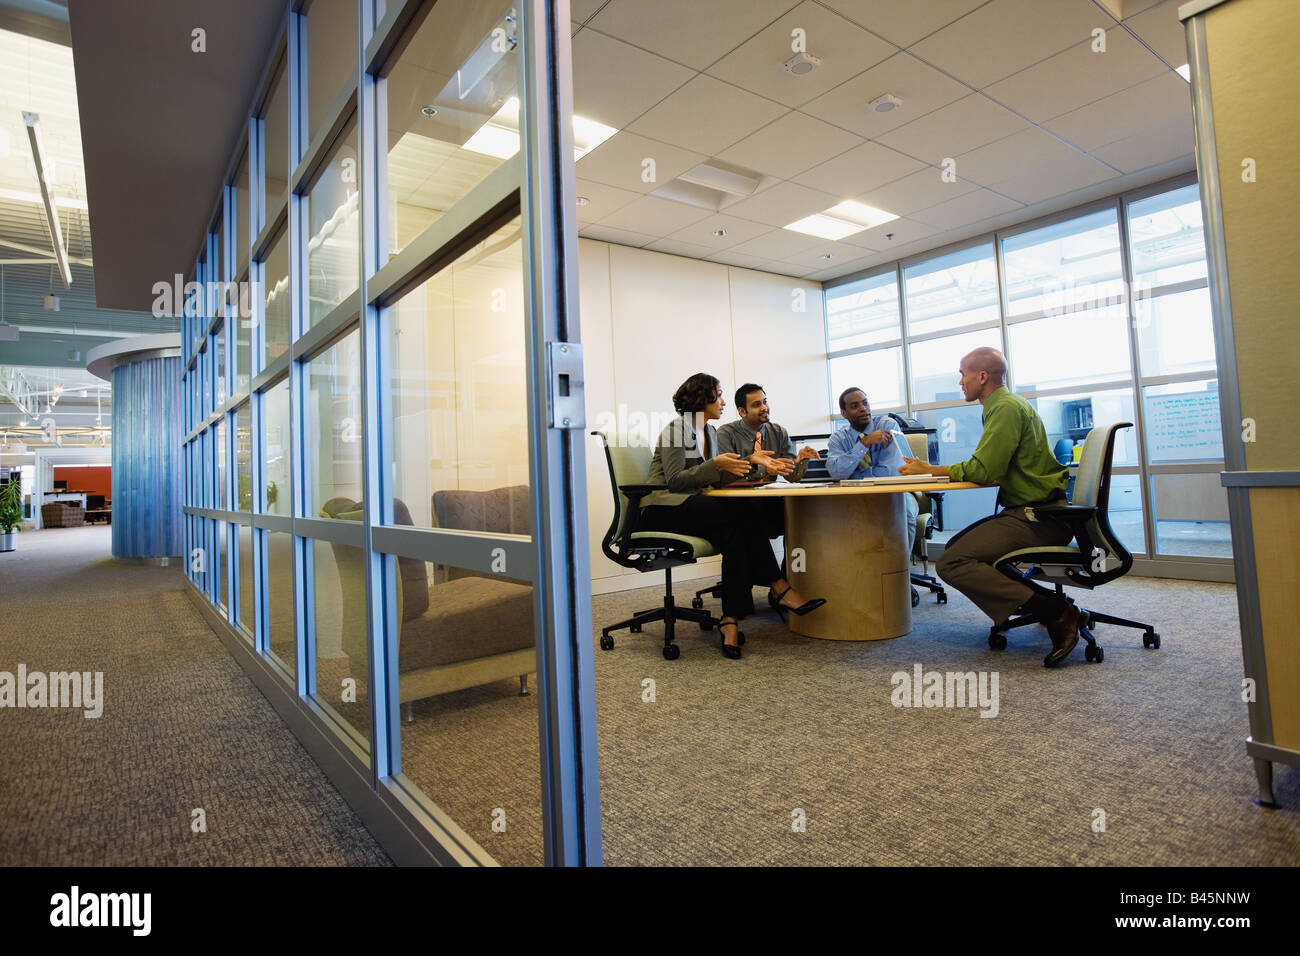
[597,194,713,234]
[705,0,896,109]
[985,149,1118,204]
[587,0,800,71]
[911,187,1022,230]
[759,260,821,278]
[952,126,1096,187]
[800,51,971,139]
[783,241,872,268]
[664,213,774,249]
[571,29,695,129]
[727,229,821,260]
[876,93,1029,165]
[1124,0,1187,66]
[983,28,1167,123]
[908,0,1105,88]
[839,216,937,251]
[575,130,706,194]
[716,110,864,180]
[705,250,775,270]
[817,0,991,48]
[571,0,607,24]
[574,178,642,224]
[578,224,658,247]
[627,74,788,156]
[714,179,839,227]
[793,140,925,197]
[807,253,876,281]
[1044,72,1191,151]
[1089,117,1194,173]
[853,167,976,216]
[644,237,722,259]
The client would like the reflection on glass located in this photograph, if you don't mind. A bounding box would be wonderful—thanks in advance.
[215,325,227,407]
[384,0,520,258]
[397,558,540,866]
[1127,184,1207,288]
[826,271,900,350]
[263,66,289,211]
[1008,307,1131,392]
[263,230,291,365]
[308,328,364,515]
[388,220,528,527]
[903,243,998,337]
[236,151,251,273]
[829,348,904,413]
[263,377,291,515]
[1104,474,1146,557]
[236,307,251,394]
[307,0,358,145]
[1134,287,1215,378]
[217,519,228,611]
[236,402,252,511]
[266,530,295,675]
[237,523,254,641]
[307,117,359,326]
[215,418,227,510]
[915,404,999,539]
[1143,380,1223,463]
[312,538,369,752]
[1024,388,1138,467]
[1152,472,1231,557]
[908,327,1001,405]
[1002,209,1123,317]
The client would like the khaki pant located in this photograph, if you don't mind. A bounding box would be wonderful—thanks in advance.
[935,503,1073,624]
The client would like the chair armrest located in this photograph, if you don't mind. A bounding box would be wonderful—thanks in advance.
[1032,504,1094,524]
[618,483,667,498]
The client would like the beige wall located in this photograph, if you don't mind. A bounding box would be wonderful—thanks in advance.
[578,239,829,591]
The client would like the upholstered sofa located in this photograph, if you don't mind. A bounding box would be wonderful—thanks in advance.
[41,501,85,528]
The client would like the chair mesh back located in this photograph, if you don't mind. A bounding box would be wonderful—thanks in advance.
[1071,428,1107,508]
[599,432,652,541]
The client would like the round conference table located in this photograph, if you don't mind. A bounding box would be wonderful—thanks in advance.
[705,480,982,642]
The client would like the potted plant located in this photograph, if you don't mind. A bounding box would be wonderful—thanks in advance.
[0,479,22,552]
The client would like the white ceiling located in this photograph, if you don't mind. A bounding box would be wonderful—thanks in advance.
[571,0,1196,282]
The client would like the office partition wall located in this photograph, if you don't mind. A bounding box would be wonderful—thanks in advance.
[823,176,1228,580]
[179,0,599,866]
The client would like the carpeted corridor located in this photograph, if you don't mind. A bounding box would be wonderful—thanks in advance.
[0,526,390,866]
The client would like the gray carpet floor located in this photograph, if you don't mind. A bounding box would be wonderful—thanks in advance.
[0,526,391,866]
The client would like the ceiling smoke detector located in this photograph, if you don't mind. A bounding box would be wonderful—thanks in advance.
[421,105,439,117]
[783,52,822,76]
[868,93,903,113]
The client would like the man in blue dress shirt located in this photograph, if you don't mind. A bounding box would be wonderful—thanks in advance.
[826,387,919,555]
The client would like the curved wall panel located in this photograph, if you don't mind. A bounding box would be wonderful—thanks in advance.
[111,356,183,558]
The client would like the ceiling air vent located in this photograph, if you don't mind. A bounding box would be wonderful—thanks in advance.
[650,160,765,212]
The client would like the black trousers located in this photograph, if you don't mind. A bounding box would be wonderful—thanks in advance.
[641,496,783,619]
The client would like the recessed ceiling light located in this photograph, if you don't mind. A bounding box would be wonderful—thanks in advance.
[1176,63,1191,82]
[820,253,833,260]
[421,105,439,117]
[784,200,898,240]
[712,229,727,238]
[868,93,903,113]
[783,52,822,76]
[575,196,589,206]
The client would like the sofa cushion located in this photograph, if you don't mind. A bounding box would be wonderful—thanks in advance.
[398,576,535,671]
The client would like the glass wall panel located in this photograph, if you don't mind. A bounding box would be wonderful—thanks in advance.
[312,537,369,750]
[215,324,228,407]
[908,327,1000,405]
[267,530,296,675]
[263,229,291,365]
[236,151,251,274]
[217,519,228,611]
[1134,287,1216,378]
[828,348,904,419]
[307,0,358,146]
[216,417,227,510]
[384,0,521,258]
[1024,387,1139,468]
[1142,379,1223,463]
[262,377,291,515]
[263,66,289,211]
[1151,472,1231,557]
[1127,184,1207,288]
[826,271,900,350]
[915,403,999,536]
[308,328,364,515]
[1007,307,1131,392]
[388,220,528,528]
[237,523,254,640]
[1106,474,1145,557]
[236,402,253,511]
[902,243,998,337]
[236,308,252,395]
[1002,209,1123,316]
[306,116,360,326]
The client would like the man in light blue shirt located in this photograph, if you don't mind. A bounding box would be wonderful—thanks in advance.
[827,387,919,554]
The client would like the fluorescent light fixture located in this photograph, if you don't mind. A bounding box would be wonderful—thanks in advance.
[463,97,618,160]
[784,200,898,240]
[1176,63,1191,82]
[23,112,72,288]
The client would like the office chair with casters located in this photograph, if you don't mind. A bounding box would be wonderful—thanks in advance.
[987,422,1159,664]
[593,430,720,660]
[903,432,947,608]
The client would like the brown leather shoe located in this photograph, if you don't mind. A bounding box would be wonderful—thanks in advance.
[1043,603,1080,667]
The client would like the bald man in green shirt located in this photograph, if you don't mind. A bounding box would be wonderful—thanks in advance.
[898,347,1079,666]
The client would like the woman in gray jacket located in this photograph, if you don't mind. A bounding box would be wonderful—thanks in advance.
[640,372,826,659]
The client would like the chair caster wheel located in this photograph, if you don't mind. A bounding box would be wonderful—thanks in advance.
[662,643,680,660]
[699,620,713,630]
[630,623,642,633]
[599,634,614,651]
[988,630,1007,650]
[911,587,920,608]
[1085,644,1104,663]
[691,597,704,609]
[937,591,947,605]
[1143,631,1160,649]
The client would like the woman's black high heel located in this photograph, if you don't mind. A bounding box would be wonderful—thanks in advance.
[718,619,745,659]
[772,585,826,617]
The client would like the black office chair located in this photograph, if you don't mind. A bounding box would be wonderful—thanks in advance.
[593,431,719,660]
[988,422,1159,663]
